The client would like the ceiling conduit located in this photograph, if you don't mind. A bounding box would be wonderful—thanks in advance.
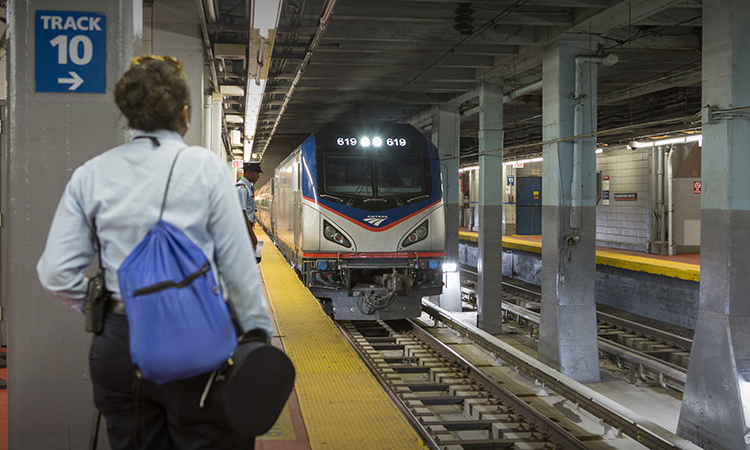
[259,0,339,159]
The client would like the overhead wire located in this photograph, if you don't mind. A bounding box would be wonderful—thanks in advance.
[374,0,532,109]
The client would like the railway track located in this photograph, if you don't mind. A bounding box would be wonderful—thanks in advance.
[338,316,701,450]
[460,269,691,392]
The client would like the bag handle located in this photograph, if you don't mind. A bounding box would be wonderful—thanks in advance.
[132,135,186,222]
[159,147,186,221]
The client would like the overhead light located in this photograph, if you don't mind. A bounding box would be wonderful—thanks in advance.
[220,85,244,96]
[458,165,479,173]
[530,157,543,162]
[225,114,243,124]
[443,262,457,273]
[654,137,686,146]
[231,129,241,145]
[253,0,282,38]
[595,148,603,154]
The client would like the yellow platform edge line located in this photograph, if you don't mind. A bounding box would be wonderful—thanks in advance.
[458,231,699,282]
[256,230,425,450]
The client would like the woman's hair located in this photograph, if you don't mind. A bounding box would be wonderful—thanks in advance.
[114,59,190,132]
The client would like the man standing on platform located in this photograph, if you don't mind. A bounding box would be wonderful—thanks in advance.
[237,162,262,249]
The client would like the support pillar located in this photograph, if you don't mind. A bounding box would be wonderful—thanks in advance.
[537,41,600,382]
[677,1,750,448]
[6,1,141,448]
[151,0,205,147]
[477,80,504,334]
[433,104,461,312]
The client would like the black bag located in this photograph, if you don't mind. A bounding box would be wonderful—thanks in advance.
[208,330,295,437]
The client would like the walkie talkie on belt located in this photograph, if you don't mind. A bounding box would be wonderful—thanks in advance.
[84,219,111,334]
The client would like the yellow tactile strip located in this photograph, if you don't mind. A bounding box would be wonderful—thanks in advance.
[459,231,699,282]
[258,232,424,449]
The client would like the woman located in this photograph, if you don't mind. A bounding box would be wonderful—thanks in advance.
[36,55,272,449]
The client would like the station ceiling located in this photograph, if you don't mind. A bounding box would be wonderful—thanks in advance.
[206,0,703,176]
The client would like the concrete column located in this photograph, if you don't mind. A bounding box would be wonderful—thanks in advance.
[6,1,141,448]
[477,80,504,334]
[433,104,461,312]
[151,0,205,147]
[537,41,600,383]
[677,1,750,448]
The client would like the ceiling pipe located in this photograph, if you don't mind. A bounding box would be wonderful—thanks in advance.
[460,79,544,117]
[202,0,218,23]
[259,0,339,158]
[194,0,233,159]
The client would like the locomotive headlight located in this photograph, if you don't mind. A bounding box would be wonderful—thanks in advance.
[372,137,383,147]
[361,136,371,147]
[323,220,351,248]
[317,260,328,270]
[402,220,429,248]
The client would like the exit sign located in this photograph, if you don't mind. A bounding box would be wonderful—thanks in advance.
[232,160,244,168]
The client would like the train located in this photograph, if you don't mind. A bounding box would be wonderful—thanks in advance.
[255,122,446,320]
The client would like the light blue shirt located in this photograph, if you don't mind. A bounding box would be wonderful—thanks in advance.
[36,129,272,337]
[236,176,255,223]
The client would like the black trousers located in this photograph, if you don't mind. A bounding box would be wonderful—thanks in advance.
[89,313,255,450]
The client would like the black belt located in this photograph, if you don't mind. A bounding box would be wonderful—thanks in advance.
[107,300,126,315]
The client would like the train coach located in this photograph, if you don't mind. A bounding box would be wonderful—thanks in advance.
[255,122,446,320]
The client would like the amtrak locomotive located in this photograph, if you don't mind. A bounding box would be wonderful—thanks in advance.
[255,123,446,320]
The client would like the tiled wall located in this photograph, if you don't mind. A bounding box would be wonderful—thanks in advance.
[596,148,651,252]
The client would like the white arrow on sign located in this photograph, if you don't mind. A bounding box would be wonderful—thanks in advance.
[58,71,84,91]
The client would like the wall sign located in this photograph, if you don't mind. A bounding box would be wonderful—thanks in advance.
[507,175,514,186]
[693,181,701,194]
[35,10,107,93]
[614,193,637,201]
[232,160,244,168]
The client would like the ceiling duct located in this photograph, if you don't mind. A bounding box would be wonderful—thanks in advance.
[453,3,475,36]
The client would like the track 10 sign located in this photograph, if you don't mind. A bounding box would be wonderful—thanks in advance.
[35,10,107,93]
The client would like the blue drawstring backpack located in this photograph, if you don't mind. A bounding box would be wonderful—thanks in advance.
[118,145,237,385]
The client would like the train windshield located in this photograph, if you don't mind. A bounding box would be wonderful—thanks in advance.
[321,149,429,211]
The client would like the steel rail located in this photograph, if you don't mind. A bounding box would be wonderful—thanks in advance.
[336,322,442,450]
[408,320,592,450]
[421,300,702,450]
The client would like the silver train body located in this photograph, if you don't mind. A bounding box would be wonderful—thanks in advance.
[256,123,445,320]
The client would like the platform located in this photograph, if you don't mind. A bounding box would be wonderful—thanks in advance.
[458,231,700,282]
[256,230,425,449]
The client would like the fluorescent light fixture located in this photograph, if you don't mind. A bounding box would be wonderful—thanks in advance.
[633,141,654,148]
[231,129,241,145]
[361,136,371,147]
[372,137,383,147]
[459,165,479,172]
[654,137,686,146]
[225,114,243,124]
[443,262,457,272]
[516,159,531,164]
[530,157,543,162]
[595,148,603,154]
[685,134,702,143]
[253,0,282,38]
[219,85,244,96]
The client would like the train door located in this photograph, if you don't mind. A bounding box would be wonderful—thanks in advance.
[516,176,542,235]
[293,157,302,251]
[270,177,277,236]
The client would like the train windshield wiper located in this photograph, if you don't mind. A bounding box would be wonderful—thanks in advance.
[321,193,343,203]
[407,194,429,203]
[346,177,372,206]
[378,176,404,206]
